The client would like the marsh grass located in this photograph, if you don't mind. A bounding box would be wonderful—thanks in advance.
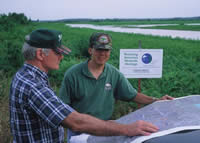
[0,96,11,143]
[0,71,12,143]
[1,20,200,142]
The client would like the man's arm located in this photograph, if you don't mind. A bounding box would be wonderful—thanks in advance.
[133,93,174,104]
[61,111,158,137]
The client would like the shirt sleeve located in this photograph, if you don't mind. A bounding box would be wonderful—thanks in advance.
[114,72,137,101]
[29,84,75,128]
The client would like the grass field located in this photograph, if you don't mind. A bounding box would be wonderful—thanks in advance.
[1,20,200,142]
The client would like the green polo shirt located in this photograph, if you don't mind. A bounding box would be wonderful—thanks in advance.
[59,60,137,120]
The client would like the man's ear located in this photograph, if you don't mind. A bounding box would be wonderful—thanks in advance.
[88,48,93,55]
[35,49,45,61]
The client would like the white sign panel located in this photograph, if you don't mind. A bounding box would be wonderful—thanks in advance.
[119,49,163,78]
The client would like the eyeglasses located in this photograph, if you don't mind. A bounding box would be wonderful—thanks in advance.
[95,49,111,52]
[53,49,62,55]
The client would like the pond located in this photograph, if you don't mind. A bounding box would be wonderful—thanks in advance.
[66,24,200,40]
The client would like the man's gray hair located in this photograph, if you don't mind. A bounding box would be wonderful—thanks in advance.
[22,42,50,60]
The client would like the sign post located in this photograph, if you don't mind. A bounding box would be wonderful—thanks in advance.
[138,40,142,108]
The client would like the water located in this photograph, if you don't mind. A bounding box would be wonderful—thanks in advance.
[126,24,178,28]
[66,24,200,40]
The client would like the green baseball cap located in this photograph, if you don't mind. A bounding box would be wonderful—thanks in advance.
[25,29,71,55]
[89,32,112,50]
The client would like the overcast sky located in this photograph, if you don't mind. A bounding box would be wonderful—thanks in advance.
[0,0,199,20]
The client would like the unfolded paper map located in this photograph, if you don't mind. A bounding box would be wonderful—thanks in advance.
[70,95,200,143]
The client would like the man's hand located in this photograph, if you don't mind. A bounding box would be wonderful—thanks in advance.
[134,93,174,105]
[125,120,159,136]
[159,95,174,100]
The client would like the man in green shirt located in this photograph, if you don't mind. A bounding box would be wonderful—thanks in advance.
[59,32,173,141]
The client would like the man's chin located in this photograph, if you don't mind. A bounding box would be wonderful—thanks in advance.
[97,60,107,64]
[50,66,59,70]
[96,62,105,66]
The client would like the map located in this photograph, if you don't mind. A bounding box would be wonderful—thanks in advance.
[70,95,200,143]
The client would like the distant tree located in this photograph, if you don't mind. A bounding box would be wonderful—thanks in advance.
[0,12,31,31]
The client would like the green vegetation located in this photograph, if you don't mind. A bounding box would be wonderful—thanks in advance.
[1,13,200,142]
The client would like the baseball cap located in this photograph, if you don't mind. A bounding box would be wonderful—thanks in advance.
[25,29,71,55]
[89,32,112,50]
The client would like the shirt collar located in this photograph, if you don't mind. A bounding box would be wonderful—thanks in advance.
[82,60,107,79]
[24,63,48,81]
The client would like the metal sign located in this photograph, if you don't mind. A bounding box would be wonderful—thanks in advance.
[119,49,163,78]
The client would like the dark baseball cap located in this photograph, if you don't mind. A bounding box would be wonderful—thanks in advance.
[25,29,71,55]
[89,32,112,50]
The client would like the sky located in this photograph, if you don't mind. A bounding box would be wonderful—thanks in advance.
[0,0,200,20]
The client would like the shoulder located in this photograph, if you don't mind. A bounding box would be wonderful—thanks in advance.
[12,69,48,98]
[15,69,37,87]
[15,64,46,87]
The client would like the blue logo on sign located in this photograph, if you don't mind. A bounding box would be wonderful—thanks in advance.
[142,53,152,64]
